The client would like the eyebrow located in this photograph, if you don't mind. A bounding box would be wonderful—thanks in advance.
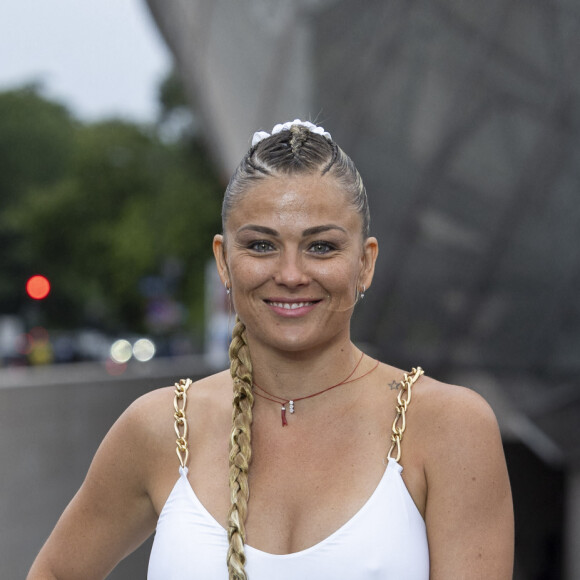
[237,224,347,237]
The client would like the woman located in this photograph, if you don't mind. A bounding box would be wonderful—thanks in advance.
[28,120,514,579]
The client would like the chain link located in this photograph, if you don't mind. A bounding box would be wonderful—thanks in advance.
[387,367,424,463]
[174,378,193,468]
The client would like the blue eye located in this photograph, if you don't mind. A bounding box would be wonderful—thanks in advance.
[249,240,274,252]
[310,241,335,254]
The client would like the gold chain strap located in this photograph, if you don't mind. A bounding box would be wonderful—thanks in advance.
[387,367,424,463]
[174,378,193,468]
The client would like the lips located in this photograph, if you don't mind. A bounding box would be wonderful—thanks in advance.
[267,301,318,310]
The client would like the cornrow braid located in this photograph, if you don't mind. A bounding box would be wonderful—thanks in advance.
[289,125,309,158]
[244,154,272,176]
[321,140,339,177]
[227,316,254,580]
[221,121,370,239]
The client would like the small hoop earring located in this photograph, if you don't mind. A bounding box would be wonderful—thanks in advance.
[360,285,365,300]
[225,282,231,295]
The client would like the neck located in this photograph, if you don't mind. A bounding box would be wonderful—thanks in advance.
[247,337,362,401]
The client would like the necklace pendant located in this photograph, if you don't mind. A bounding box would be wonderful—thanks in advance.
[281,405,288,427]
[289,400,295,414]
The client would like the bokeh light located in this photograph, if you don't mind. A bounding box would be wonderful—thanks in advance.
[105,359,127,376]
[110,339,133,363]
[133,338,155,362]
[26,275,51,300]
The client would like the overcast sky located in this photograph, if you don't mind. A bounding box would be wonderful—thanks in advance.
[0,0,171,122]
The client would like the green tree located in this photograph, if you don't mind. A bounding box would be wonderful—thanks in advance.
[0,84,75,204]
[1,78,223,340]
[0,86,76,314]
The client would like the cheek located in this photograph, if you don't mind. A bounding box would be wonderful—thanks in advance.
[229,258,270,288]
[317,261,360,292]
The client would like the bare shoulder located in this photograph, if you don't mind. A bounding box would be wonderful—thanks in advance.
[411,373,501,457]
[186,369,233,406]
[410,374,514,578]
[414,372,496,415]
[103,370,232,474]
[183,369,233,422]
[119,370,232,433]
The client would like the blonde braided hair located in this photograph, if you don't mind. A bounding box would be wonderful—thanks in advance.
[222,123,370,239]
[226,316,254,580]
[220,121,369,578]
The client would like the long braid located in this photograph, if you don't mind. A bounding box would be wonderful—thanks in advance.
[227,316,254,580]
[220,120,370,578]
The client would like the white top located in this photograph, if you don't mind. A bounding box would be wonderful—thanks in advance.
[148,458,429,579]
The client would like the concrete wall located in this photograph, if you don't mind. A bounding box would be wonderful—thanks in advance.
[0,356,215,579]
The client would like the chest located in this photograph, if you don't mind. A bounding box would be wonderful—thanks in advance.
[189,407,395,554]
[149,460,430,580]
[151,375,428,556]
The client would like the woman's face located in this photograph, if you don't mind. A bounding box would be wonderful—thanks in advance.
[214,172,378,354]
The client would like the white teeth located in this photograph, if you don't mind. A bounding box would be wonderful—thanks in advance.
[269,301,314,310]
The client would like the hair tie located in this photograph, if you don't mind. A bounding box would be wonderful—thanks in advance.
[251,119,332,148]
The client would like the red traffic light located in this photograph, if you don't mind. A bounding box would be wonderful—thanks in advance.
[26,275,51,300]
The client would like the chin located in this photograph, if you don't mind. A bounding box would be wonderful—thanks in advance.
[254,326,347,354]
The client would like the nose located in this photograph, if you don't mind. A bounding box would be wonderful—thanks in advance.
[273,250,309,288]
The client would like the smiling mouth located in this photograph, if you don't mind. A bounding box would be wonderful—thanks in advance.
[265,300,320,310]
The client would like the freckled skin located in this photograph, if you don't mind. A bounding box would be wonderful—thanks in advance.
[213,172,378,357]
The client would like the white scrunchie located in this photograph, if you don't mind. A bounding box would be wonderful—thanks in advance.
[251,119,332,148]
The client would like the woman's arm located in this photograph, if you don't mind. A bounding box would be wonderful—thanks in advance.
[27,391,168,580]
[423,386,514,579]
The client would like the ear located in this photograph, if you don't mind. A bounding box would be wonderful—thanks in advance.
[213,234,230,287]
[359,236,378,291]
